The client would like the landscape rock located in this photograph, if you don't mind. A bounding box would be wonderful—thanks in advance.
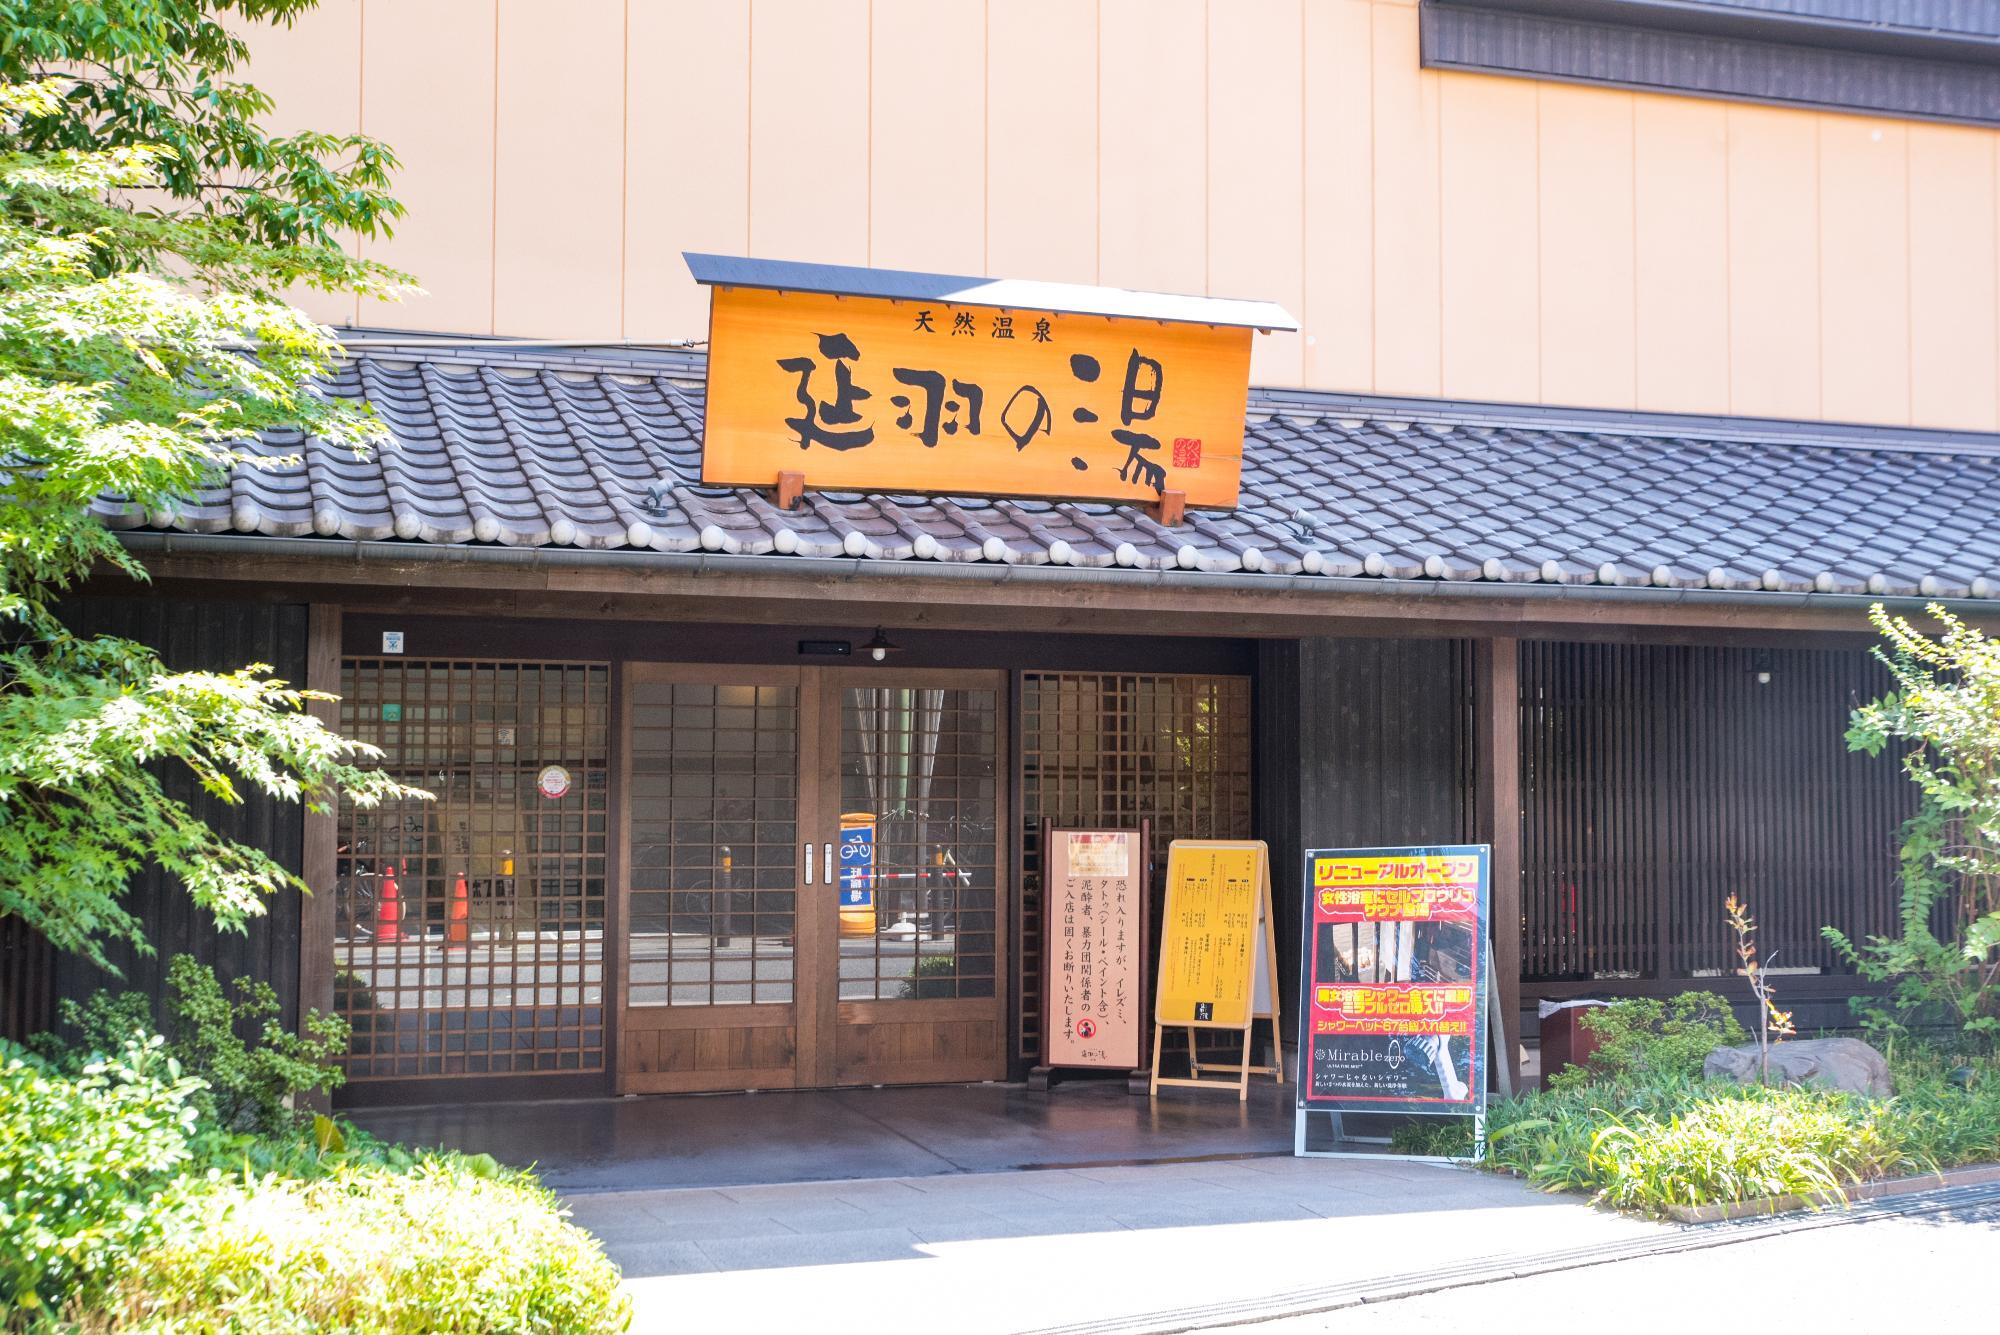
[1703,1036,1894,1098]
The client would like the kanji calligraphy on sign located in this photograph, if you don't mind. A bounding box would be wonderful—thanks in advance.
[695,271,1265,508]
[1044,829,1146,1072]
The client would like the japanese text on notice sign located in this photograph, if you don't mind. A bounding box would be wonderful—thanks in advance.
[1155,844,1263,1029]
[1047,831,1142,1070]
[1297,846,1490,1113]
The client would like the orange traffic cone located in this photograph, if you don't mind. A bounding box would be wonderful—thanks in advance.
[446,873,470,947]
[375,864,403,944]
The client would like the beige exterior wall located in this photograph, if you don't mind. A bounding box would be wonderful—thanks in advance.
[251,0,2000,430]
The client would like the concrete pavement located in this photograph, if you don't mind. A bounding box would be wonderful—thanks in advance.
[576,1155,1670,1334]
[1276,1185,2000,1334]
[353,1079,1299,1192]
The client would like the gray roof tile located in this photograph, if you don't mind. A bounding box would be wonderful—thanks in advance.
[97,346,2000,600]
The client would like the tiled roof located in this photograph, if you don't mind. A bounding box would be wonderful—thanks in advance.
[97,344,2000,600]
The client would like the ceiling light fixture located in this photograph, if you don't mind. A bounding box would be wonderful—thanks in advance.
[864,628,902,663]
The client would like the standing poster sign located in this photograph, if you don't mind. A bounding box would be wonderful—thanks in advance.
[1032,822,1151,1088]
[1149,840,1284,1102]
[1295,845,1492,1158]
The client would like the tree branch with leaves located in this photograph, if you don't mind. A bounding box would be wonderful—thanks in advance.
[1827,603,2000,1048]
[0,2,427,972]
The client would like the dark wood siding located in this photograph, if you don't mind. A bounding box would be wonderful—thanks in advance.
[1519,641,1909,987]
[34,596,310,1032]
[0,916,55,1043]
[1264,636,1910,1039]
[1258,638,1480,1015]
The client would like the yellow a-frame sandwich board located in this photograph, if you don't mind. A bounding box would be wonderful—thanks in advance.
[1149,839,1284,1102]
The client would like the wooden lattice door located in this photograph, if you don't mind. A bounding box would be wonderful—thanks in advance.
[616,665,1007,1093]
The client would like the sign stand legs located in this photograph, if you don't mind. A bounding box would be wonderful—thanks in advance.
[1485,937,1513,1101]
[1147,1016,1284,1103]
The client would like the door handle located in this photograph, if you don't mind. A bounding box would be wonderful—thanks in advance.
[823,843,834,887]
[803,840,814,886]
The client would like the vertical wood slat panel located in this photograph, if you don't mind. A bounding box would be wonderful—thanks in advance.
[1520,642,1910,984]
[0,916,55,1043]
[46,596,308,1030]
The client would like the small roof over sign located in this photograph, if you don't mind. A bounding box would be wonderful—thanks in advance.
[683,252,1299,333]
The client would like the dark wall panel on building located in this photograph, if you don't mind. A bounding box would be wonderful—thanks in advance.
[44,596,310,1031]
[1519,642,1909,993]
[1258,638,1479,1013]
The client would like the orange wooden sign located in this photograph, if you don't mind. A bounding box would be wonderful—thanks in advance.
[701,284,1253,508]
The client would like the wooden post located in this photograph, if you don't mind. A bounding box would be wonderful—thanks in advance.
[1475,637,1523,1094]
[1150,490,1186,526]
[299,605,341,1074]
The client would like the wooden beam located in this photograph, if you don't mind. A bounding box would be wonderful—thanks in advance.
[1149,489,1186,526]
[298,603,340,1046]
[773,470,805,510]
[1475,636,1523,1094]
[122,549,1972,642]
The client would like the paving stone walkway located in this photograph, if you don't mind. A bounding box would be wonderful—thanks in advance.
[577,1155,1667,1334]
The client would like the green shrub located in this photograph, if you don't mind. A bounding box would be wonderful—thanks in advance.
[1487,1050,2000,1215]
[4,1016,621,1330]
[40,956,348,1136]
[1588,1086,1903,1213]
[1870,1049,2000,1168]
[0,1037,203,1320]
[160,956,348,1134]
[1546,992,1745,1092]
[1487,1075,1717,1197]
[77,1160,631,1334]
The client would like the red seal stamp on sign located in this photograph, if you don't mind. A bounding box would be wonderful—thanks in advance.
[1172,437,1202,469]
[1076,1019,1096,1039]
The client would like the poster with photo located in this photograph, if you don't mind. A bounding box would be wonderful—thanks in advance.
[1296,846,1490,1116]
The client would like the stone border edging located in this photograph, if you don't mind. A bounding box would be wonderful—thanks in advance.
[1664,1161,2000,1223]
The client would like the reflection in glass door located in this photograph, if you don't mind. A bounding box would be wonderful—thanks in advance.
[837,685,998,1000]
[822,670,1006,1087]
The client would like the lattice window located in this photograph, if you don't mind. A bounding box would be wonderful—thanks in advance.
[627,680,800,1006]
[335,660,609,1080]
[1018,672,1252,1061]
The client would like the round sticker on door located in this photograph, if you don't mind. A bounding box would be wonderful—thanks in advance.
[536,765,572,800]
